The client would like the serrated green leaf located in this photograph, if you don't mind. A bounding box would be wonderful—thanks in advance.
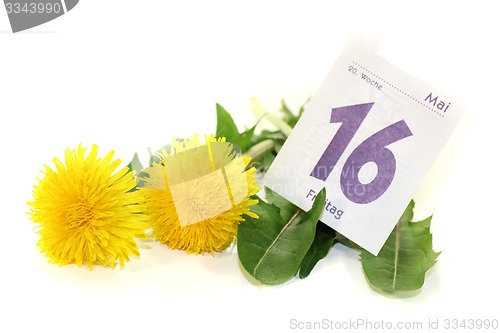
[216,98,306,169]
[299,222,336,279]
[236,125,258,152]
[216,103,240,140]
[238,189,326,285]
[264,187,298,221]
[254,129,287,143]
[260,150,277,171]
[279,99,307,128]
[215,103,257,152]
[361,200,440,293]
[279,99,295,122]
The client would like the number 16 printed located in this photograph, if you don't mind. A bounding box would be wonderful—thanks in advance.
[310,103,412,204]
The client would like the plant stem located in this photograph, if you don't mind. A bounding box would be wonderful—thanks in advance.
[250,98,293,137]
[244,139,275,160]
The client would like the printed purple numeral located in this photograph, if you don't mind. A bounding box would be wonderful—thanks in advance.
[310,102,412,204]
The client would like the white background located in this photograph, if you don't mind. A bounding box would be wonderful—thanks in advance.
[1,1,498,332]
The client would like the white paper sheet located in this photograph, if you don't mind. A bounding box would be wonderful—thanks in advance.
[264,34,465,255]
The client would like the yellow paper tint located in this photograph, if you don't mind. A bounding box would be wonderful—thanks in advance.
[151,141,249,227]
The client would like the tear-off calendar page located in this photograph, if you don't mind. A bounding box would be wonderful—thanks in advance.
[264,34,465,255]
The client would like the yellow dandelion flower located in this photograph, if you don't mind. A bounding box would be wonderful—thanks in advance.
[141,134,260,255]
[28,145,149,269]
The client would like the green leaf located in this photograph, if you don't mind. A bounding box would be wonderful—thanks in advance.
[238,189,326,285]
[214,99,306,169]
[216,103,240,140]
[335,232,361,250]
[361,200,440,293]
[246,130,286,171]
[254,129,287,143]
[279,99,307,128]
[126,153,143,175]
[259,150,277,171]
[264,187,298,221]
[299,222,336,279]
[236,126,257,152]
[215,103,257,152]
[126,153,145,192]
[250,98,293,137]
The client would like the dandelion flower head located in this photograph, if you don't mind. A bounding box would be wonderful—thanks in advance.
[141,134,259,255]
[28,145,149,268]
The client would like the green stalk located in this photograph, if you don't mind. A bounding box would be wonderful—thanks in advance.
[250,98,293,137]
[244,139,275,160]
